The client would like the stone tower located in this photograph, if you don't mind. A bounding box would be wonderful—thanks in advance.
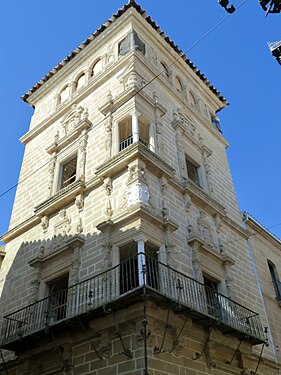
[0,1,277,374]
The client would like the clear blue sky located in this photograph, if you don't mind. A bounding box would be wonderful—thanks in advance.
[0,0,280,243]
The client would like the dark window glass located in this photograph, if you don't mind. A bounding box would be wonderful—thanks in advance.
[61,156,77,189]
[186,158,200,186]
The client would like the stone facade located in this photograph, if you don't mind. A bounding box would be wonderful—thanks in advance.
[0,1,279,375]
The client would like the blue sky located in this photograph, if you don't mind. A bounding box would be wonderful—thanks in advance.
[0,0,280,242]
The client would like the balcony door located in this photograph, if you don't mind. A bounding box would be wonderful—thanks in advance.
[119,242,159,295]
[46,273,69,324]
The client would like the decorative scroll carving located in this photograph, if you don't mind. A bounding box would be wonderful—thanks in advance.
[102,242,112,271]
[165,241,176,270]
[175,130,186,181]
[70,248,81,285]
[127,160,148,184]
[172,110,196,137]
[29,275,41,304]
[48,153,57,196]
[61,105,89,137]
[191,247,203,283]
[197,211,213,248]
[104,116,113,159]
[78,131,88,180]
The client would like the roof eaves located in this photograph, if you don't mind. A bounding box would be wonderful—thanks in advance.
[21,0,228,106]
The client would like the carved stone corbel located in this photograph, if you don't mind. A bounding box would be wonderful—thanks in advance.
[75,194,84,212]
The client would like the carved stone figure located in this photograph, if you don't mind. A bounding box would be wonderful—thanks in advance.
[103,177,112,196]
[41,216,49,233]
[75,194,84,212]
[104,117,112,159]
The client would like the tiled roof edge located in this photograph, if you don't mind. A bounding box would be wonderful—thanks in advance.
[21,0,228,105]
[243,211,281,245]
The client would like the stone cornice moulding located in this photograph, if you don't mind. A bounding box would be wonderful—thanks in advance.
[29,235,85,269]
[34,180,85,218]
[102,203,179,234]
[1,216,40,244]
[95,142,175,180]
[187,235,235,267]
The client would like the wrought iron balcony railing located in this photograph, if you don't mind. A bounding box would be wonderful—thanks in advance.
[0,253,265,349]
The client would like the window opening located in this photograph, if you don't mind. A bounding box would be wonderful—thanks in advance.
[175,76,183,94]
[59,86,70,104]
[145,244,159,290]
[186,157,200,186]
[91,59,102,77]
[119,118,133,151]
[47,274,69,323]
[160,62,169,80]
[203,276,221,319]
[268,261,281,301]
[189,91,196,106]
[60,156,77,190]
[76,73,86,91]
[119,243,138,294]
[119,242,159,294]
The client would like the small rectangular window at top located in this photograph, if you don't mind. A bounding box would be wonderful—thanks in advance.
[61,156,77,189]
[186,158,200,186]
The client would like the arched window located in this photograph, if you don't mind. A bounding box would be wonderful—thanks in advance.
[91,59,102,77]
[75,73,86,91]
[189,91,196,106]
[175,76,183,94]
[160,62,169,80]
[59,85,70,104]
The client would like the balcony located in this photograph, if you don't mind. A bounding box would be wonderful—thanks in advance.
[119,136,148,151]
[0,253,265,351]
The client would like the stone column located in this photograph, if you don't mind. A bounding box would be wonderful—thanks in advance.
[135,235,147,285]
[132,112,139,143]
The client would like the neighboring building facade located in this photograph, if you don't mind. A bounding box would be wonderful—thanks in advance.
[0,1,279,374]
[245,213,281,366]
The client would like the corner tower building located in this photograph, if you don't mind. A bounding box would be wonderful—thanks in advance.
[0,2,278,374]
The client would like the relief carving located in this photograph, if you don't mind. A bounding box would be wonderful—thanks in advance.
[172,110,196,137]
[103,177,112,196]
[75,194,84,212]
[60,105,88,137]
[104,116,113,159]
[41,216,49,233]
[48,153,57,196]
[183,193,192,212]
[78,131,89,179]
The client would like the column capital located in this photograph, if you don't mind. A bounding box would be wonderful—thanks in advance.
[134,233,148,243]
